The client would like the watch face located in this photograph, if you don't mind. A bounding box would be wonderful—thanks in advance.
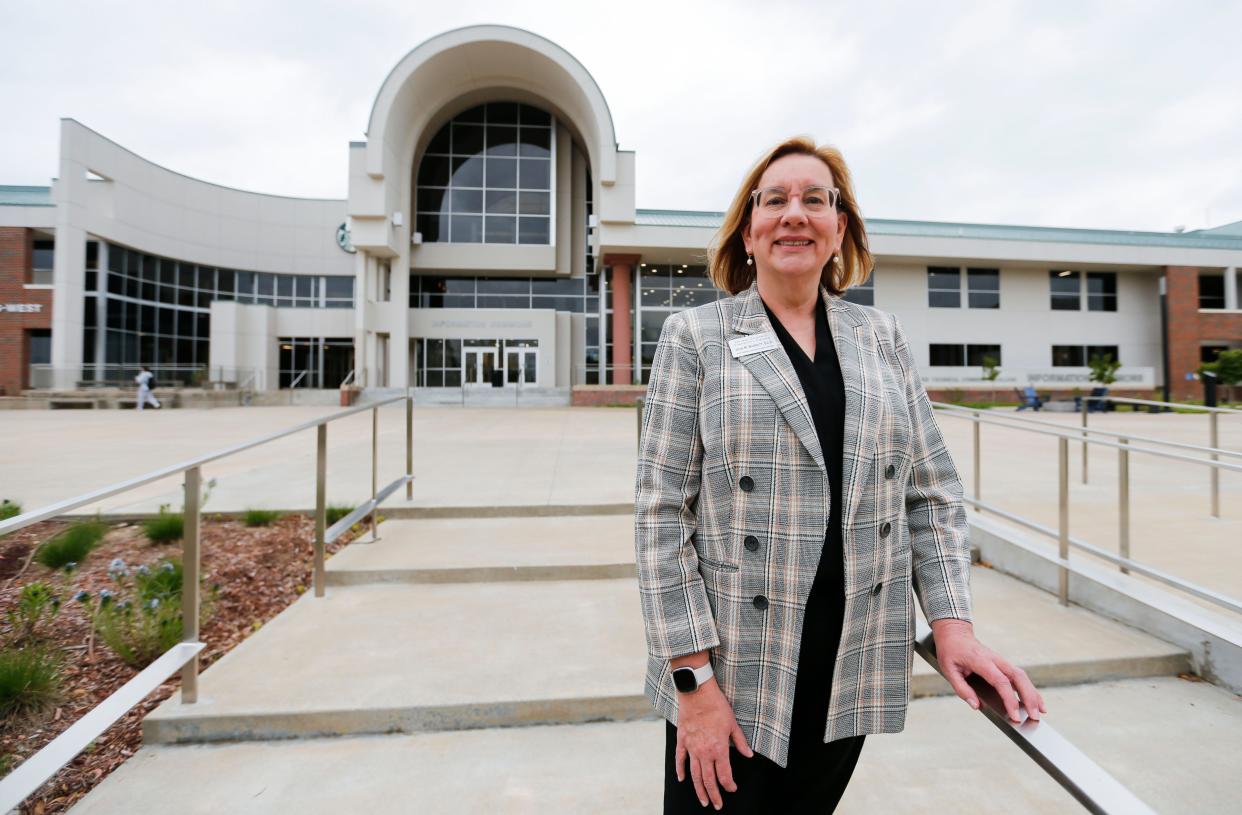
[672,667,698,693]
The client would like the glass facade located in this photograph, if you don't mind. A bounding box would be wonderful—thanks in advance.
[88,241,355,384]
[278,337,354,388]
[409,274,598,312]
[415,102,554,245]
[411,337,538,387]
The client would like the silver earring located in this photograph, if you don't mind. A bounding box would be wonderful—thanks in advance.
[746,253,753,266]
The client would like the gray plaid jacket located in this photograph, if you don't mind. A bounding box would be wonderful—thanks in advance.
[635,280,973,768]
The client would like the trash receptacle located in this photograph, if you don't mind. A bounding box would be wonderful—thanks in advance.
[1203,370,1218,408]
[490,369,504,388]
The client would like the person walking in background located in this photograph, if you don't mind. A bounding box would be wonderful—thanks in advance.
[135,366,161,411]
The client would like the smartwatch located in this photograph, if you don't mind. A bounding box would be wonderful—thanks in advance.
[672,661,714,694]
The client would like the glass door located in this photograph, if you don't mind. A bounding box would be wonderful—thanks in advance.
[464,347,498,387]
[505,349,537,385]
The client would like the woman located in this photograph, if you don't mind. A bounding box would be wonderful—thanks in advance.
[635,136,1045,813]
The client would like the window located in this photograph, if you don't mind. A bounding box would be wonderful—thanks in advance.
[928,267,960,308]
[967,344,1002,366]
[1052,345,1120,366]
[376,261,391,303]
[930,343,1001,366]
[1086,272,1117,311]
[967,268,999,309]
[929,344,965,366]
[842,273,875,306]
[278,337,354,388]
[31,239,54,271]
[1052,346,1083,366]
[1199,274,1225,309]
[416,102,554,245]
[1050,270,1080,310]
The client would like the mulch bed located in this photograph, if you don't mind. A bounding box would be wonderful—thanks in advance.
[0,513,363,814]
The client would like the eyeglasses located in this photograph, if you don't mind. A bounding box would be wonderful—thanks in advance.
[750,185,841,215]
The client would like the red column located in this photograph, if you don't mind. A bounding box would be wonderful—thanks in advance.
[605,254,640,385]
[1165,266,1202,401]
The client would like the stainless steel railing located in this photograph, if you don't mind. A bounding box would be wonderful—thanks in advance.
[914,622,1157,815]
[0,390,414,809]
[932,399,1242,612]
[1081,395,1241,518]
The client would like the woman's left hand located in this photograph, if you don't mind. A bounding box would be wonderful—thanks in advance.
[930,618,1046,724]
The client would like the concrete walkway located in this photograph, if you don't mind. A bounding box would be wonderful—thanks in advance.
[70,511,1240,813]
[3,403,1238,606]
[72,677,1242,815]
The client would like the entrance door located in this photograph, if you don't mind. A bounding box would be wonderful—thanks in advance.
[464,347,498,387]
[505,349,537,385]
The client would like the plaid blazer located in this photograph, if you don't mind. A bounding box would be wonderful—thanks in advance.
[635,280,973,768]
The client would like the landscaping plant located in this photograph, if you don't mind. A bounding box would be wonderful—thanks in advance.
[4,582,62,645]
[242,508,283,527]
[35,518,107,569]
[77,558,215,669]
[0,646,62,728]
[141,478,217,544]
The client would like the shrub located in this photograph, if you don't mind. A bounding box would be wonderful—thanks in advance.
[35,519,107,570]
[0,500,20,522]
[142,504,183,543]
[79,558,214,668]
[5,583,61,645]
[0,646,62,727]
[326,504,355,526]
[242,508,283,527]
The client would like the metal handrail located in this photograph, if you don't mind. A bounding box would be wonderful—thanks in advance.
[0,394,411,534]
[914,623,1157,815]
[933,402,1242,461]
[1090,394,1242,415]
[931,400,1241,609]
[0,389,415,811]
[288,369,311,389]
[966,496,1242,615]
[0,642,205,812]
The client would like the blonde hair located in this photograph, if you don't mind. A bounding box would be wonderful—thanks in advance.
[708,136,873,296]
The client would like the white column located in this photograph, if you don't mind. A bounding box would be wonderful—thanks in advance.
[1225,266,1238,310]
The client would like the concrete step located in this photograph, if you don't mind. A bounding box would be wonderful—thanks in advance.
[76,677,1242,814]
[326,516,636,584]
[143,563,1188,745]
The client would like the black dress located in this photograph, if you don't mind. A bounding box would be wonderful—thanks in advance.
[664,296,865,813]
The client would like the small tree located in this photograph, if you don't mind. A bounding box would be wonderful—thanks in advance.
[1202,349,1242,404]
[979,354,1000,383]
[1088,352,1121,386]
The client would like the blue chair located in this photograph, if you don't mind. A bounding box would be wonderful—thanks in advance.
[1016,386,1043,411]
[1076,386,1110,413]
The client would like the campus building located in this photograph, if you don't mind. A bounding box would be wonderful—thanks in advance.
[2,24,1241,403]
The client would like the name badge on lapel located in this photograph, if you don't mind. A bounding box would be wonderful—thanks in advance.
[729,332,781,358]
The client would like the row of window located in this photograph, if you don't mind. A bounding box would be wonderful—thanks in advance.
[927,344,1121,367]
[277,337,354,389]
[409,274,601,312]
[928,268,1118,311]
[100,244,354,309]
[416,103,554,245]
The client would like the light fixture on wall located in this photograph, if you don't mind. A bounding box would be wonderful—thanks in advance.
[411,232,423,245]
[391,212,404,227]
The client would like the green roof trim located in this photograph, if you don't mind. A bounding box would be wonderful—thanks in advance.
[633,208,1242,251]
[0,185,53,207]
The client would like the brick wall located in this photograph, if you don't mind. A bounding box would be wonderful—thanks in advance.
[0,228,54,395]
[1166,266,1242,401]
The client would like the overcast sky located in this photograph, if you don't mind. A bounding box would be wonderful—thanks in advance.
[3,0,1240,232]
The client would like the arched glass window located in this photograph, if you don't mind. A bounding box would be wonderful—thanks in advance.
[416,102,554,245]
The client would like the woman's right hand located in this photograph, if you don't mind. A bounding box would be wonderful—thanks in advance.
[675,675,754,810]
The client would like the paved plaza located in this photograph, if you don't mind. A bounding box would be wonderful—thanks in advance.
[2,401,1239,604]
[3,401,1239,813]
